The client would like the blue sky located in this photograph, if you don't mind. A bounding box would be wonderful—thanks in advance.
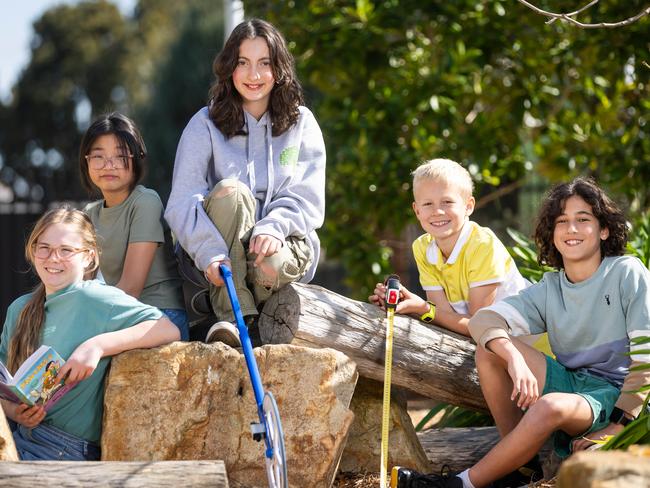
[0,0,136,103]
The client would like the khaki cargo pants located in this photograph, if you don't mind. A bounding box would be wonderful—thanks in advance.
[203,178,312,321]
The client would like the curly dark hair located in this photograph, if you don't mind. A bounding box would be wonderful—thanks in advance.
[534,177,628,270]
[207,19,303,138]
[79,112,147,195]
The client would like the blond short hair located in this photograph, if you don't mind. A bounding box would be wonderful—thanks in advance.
[412,159,474,199]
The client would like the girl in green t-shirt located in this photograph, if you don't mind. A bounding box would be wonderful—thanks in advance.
[0,208,179,460]
[79,113,189,340]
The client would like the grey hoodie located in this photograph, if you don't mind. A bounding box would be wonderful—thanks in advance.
[165,106,326,282]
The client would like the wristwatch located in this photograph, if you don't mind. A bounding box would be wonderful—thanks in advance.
[609,407,633,426]
[420,301,436,323]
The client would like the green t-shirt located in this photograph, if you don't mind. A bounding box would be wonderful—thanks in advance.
[0,280,164,443]
[84,185,184,310]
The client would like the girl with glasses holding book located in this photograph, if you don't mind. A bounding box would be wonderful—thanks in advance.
[0,208,179,460]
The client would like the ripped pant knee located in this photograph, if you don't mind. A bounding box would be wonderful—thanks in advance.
[253,259,281,289]
[213,183,237,199]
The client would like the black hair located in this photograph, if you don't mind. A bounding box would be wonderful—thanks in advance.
[534,177,627,269]
[79,112,147,194]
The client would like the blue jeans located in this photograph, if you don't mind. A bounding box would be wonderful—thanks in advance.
[161,308,189,341]
[12,422,100,460]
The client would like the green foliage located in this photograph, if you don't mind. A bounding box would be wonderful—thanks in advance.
[506,228,554,283]
[414,403,493,432]
[245,0,650,298]
[627,212,650,268]
[601,337,650,450]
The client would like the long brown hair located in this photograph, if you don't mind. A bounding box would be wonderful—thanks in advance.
[7,208,99,373]
[208,19,303,138]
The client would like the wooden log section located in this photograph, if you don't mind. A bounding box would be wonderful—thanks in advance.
[0,460,228,487]
[417,427,500,471]
[259,283,487,411]
[418,427,553,474]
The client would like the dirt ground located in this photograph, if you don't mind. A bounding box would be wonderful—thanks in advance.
[333,472,557,487]
[331,395,559,487]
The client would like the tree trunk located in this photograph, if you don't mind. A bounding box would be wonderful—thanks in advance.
[417,427,500,471]
[0,461,228,487]
[259,283,486,411]
[417,427,554,475]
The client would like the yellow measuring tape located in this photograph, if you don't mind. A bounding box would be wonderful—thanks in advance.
[380,308,395,488]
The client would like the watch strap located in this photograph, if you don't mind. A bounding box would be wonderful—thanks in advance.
[420,301,436,323]
[609,407,632,426]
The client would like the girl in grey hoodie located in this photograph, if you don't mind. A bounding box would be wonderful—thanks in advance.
[165,19,325,344]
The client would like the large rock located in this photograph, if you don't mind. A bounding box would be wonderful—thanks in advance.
[557,450,650,488]
[102,342,358,488]
[0,404,18,461]
[340,379,431,473]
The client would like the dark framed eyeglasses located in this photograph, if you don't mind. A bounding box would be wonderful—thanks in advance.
[85,154,132,170]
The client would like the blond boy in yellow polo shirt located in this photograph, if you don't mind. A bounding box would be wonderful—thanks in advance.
[371,159,542,342]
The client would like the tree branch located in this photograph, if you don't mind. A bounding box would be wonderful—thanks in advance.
[517,0,650,29]
[475,179,527,210]
[545,0,599,25]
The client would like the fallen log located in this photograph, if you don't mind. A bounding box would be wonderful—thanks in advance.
[0,460,228,487]
[418,427,554,474]
[259,283,486,411]
[417,427,499,471]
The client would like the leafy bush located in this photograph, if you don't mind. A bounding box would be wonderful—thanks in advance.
[626,212,650,269]
[414,403,493,432]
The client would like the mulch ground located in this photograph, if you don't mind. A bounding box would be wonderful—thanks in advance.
[333,472,557,487]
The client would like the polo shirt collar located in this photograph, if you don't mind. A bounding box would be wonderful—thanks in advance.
[426,220,474,266]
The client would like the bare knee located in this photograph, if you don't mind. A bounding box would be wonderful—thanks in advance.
[527,395,571,430]
[254,258,280,287]
[214,184,236,198]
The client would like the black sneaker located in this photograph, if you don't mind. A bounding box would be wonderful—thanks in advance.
[391,466,463,488]
[492,455,543,488]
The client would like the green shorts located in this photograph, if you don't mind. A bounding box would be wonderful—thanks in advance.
[542,355,620,458]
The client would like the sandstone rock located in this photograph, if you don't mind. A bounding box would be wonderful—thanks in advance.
[340,379,430,473]
[557,450,650,488]
[0,404,18,461]
[102,342,358,488]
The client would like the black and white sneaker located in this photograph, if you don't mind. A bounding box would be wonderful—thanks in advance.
[391,466,463,488]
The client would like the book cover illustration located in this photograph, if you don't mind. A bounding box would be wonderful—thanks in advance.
[0,345,74,410]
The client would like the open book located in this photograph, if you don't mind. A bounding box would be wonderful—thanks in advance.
[0,345,73,411]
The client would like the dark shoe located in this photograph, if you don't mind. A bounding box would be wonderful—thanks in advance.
[391,466,463,488]
[205,321,241,347]
[492,455,543,488]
